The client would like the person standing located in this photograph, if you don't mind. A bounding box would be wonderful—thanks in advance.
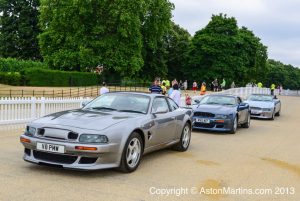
[270,83,276,95]
[220,78,226,90]
[149,79,162,94]
[170,84,181,106]
[192,81,198,94]
[279,85,283,95]
[183,80,188,91]
[99,82,109,95]
[257,82,263,88]
[200,82,206,95]
[231,81,235,88]
[212,79,219,92]
[161,82,167,95]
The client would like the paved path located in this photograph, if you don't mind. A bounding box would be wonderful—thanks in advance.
[0,96,299,201]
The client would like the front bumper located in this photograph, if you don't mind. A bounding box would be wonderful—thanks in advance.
[250,110,273,119]
[192,117,233,132]
[20,134,120,170]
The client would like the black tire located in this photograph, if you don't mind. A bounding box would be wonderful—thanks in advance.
[119,132,143,173]
[241,112,250,128]
[270,109,275,120]
[229,116,238,134]
[173,123,191,152]
[275,108,281,116]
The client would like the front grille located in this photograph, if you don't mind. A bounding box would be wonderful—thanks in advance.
[194,112,215,117]
[250,107,261,110]
[194,122,214,128]
[33,150,78,164]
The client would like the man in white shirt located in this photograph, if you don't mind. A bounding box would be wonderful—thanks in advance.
[99,82,109,95]
[170,84,181,106]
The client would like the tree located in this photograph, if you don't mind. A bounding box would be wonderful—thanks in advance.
[165,22,190,80]
[265,59,300,90]
[138,0,174,80]
[39,0,174,78]
[185,14,268,87]
[0,0,41,60]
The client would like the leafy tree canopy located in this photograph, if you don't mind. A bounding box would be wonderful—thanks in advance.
[0,0,41,60]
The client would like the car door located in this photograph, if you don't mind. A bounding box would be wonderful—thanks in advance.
[166,97,182,139]
[149,97,176,146]
[237,97,247,123]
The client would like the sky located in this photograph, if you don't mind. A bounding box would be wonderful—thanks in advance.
[170,0,300,68]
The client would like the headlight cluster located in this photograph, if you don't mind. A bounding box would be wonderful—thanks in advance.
[25,126,36,136]
[262,108,272,112]
[79,134,108,143]
[215,114,228,119]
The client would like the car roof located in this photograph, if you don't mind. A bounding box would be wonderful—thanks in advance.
[204,94,239,98]
[107,91,165,98]
[250,94,273,96]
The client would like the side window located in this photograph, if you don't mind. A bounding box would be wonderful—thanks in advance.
[167,98,179,111]
[152,98,169,113]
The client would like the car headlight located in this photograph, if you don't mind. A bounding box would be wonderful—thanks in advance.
[215,114,228,119]
[25,126,36,136]
[79,134,108,143]
[262,108,272,111]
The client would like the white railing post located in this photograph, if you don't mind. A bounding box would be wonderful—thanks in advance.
[31,97,36,120]
[41,97,45,117]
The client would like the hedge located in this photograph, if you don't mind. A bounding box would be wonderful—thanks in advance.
[0,72,22,85]
[0,58,48,72]
[21,68,101,86]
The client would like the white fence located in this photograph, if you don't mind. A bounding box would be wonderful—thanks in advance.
[1,87,299,125]
[0,97,91,125]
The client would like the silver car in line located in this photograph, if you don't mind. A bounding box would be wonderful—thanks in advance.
[244,94,281,120]
[20,92,193,172]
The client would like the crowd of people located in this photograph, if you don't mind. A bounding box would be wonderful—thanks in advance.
[99,78,283,107]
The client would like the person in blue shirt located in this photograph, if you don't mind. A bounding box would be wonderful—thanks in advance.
[149,79,162,94]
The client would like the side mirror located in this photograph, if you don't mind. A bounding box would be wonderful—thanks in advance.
[274,95,278,99]
[81,101,90,108]
[239,102,247,106]
[194,99,200,104]
[152,107,168,114]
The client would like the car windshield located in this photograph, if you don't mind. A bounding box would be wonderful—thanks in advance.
[83,93,150,114]
[200,95,236,105]
[248,95,273,102]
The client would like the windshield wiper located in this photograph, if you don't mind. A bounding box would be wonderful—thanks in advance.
[118,110,145,114]
[206,102,219,105]
[91,107,117,111]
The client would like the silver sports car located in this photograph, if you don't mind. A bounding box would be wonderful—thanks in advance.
[20,92,193,172]
[244,94,281,120]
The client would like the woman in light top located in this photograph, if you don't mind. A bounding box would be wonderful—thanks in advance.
[170,84,181,106]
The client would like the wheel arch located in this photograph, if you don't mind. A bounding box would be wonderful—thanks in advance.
[132,129,145,152]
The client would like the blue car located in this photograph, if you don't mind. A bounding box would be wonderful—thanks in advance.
[192,94,251,134]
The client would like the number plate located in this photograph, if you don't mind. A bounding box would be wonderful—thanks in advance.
[195,118,210,123]
[251,110,260,114]
[37,142,65,153]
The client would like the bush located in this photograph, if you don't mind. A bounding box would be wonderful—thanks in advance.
[0,72,22,85]
[21,68,101,86]
[0,58,48,72]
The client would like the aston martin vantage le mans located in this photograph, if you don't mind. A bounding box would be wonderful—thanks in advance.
[244,94,281,120]
[20,92,193,172]
[192,94,251,134]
